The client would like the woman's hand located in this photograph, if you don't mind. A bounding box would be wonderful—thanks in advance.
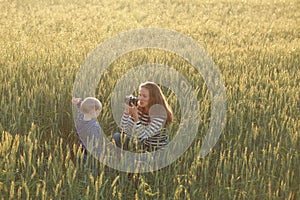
[130,103,139,122]
[124,103,139,122]
[124,104,130,115]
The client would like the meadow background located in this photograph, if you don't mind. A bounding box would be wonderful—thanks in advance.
[0,0,299,199]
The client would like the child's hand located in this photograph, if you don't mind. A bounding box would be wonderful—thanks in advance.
[72,97,81,105]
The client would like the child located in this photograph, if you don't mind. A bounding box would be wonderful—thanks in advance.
[72,97,102,162]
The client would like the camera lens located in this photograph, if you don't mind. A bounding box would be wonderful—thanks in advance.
[125,95,138,106]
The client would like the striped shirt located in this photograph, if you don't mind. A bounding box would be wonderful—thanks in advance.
[120,111,167,143]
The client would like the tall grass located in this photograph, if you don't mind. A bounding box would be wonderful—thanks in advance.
[0,0,299,199]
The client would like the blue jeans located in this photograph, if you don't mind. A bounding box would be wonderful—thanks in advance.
[112,132,141,151]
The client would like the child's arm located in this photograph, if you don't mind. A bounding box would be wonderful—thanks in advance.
[72,97,84,125]
[72,97,82,107]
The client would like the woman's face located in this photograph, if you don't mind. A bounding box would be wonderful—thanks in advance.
[138,87,150,108]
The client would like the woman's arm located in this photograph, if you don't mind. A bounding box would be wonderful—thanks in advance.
[135,117,166,140]
[119,113,135,134]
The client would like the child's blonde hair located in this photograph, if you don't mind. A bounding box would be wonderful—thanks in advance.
[80,97,102,114]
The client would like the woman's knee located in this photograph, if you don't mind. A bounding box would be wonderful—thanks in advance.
[113,132,121,139]
[112,132,121,146]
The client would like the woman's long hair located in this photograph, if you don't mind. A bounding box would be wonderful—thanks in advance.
[139,81,173,126]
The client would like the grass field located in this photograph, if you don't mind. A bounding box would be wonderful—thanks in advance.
[0,0,299,199]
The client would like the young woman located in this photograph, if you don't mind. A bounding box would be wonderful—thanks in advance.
[112,81,173,151]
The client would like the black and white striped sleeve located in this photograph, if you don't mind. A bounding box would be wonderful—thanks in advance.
[135,117,166,140]
[120,113,134,133]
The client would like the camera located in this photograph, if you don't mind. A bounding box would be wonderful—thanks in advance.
[125,95,138,106]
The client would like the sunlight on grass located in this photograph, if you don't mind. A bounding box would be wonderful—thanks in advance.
[0,0,299,199]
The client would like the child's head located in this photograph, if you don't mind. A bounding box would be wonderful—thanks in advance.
[80,97,102,118]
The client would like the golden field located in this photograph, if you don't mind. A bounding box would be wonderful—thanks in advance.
[0,0,299,199]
